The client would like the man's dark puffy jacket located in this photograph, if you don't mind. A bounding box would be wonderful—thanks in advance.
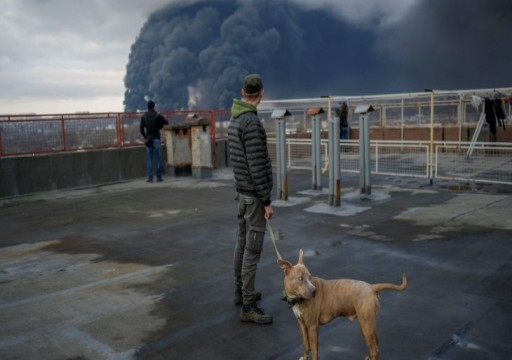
[228,99,273,206]
[140,109,168,139]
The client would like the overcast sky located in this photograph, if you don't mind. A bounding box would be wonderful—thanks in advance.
[0,0,171,114]
[0,0,418,115]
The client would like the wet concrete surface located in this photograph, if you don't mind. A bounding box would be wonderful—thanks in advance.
[1,169,511,360]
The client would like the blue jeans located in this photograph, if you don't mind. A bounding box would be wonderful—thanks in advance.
[146,138,164,179]
[340,127,349,140]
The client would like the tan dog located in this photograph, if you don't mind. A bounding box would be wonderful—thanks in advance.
[278,250,407,360]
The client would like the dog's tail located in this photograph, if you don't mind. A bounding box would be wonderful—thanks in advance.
[371,271,407,293]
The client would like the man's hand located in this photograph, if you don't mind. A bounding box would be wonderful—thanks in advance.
[264,205,273,220]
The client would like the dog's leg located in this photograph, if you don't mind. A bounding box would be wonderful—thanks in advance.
[298,319,310,360]
[358,316,379,360]
[308,324,319,360]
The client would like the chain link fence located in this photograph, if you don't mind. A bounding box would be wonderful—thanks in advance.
[259,87,512,185]
[267,137,512,185]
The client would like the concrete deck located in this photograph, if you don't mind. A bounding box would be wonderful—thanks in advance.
[1,170,511,360]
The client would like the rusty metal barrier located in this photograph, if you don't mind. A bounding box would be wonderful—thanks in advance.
[0,110,227,166]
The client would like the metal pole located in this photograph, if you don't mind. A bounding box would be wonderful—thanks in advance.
[325,97,335,206]
[359,114,371,199]
[311,115,316,189]
[359,115,365,198]
[429,90,435,185]
[457,94,463,145]
[400,98,404,145]
[328,117,334,205]
[275,119,282,199]
[363,114,371,197]
[315,116,321,189]
[311,115,321,190]
[281,117,288,200]
[333,110,341,207]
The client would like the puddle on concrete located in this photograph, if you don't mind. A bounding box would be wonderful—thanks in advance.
[273,196,311,207]
[148,209,183,218]
[395,193,512,230]
[443,184,480,192]
[305,203,370,217]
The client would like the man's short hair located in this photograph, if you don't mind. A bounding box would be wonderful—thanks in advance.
[243,74,263,96]
[147,101,155,109]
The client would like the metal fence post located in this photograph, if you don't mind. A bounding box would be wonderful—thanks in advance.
[333,114,340,206]
[311,115,318,189]
[272,109,291,200]
[307,107,324,190]
[116,113,123,147]
[275,119,283,200]
[61,114,66,152]
[278,118,287,200]
[313,115,322,190]
[322,96,341,206]
[355,105,374,200]
[426,89,435,184]
[327,100,340,207]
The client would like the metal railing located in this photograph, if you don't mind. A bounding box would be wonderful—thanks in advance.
[268,137,512,185]
[435,142,512,184]
[2,87,511,185]
[259,87,512,186]
[259,87,512,143]
[0,110,230,159]
[0,113,121,157]
[2,87,510,158]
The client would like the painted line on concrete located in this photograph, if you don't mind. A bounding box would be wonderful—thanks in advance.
[60,326,136,360]
[0,263,174,311]
[61,326,117,356]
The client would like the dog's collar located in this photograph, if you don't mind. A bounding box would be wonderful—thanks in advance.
[281,291,305,306]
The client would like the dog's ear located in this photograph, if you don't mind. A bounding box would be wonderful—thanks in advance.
[277,259,292,274]
[298,249,304,265]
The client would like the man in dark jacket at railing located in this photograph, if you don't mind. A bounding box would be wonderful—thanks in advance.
[228,74,274,325]
[140,100,168,182]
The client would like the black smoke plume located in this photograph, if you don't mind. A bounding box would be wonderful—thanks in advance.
[375,0,512,91]
[123,0,512,111]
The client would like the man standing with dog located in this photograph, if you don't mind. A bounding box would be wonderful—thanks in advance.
[228,74,274,324]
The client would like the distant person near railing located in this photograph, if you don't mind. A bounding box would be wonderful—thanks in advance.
[336,101,349,140]
[140,101,168,182]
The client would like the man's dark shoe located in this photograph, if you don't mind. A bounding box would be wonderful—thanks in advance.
[233,292,261,305]
[240,303,272,324]
[146,178,153,183]
[157,177,163,182]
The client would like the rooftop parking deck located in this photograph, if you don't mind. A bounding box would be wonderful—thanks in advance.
[1,169,511,360]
